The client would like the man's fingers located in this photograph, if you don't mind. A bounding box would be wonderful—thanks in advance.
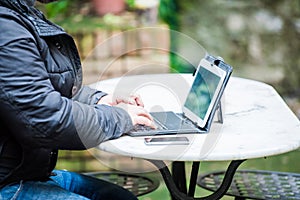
[116,98,135,105]
[115,96,139,106]
[115,103,156,129]
[135,116,157,129]
[134,107,156,128]
[131,94,144,107]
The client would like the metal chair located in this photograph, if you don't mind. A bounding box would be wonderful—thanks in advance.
[197,169,300,200]
[84,171,160,197]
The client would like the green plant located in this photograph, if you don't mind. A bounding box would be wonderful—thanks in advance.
[44,0,70,19]
[126,0,136,9]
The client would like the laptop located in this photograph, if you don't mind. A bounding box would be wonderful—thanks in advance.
[126,54,233,136]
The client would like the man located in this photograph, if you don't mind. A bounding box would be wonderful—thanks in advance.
[0,0,154,199]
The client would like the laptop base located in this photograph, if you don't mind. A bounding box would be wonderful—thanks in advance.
[127,111,207,137]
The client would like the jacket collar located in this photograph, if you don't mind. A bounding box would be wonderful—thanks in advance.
[1,0,65,37]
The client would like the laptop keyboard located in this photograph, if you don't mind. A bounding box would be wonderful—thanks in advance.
[132,120,165,132]
[131,112,198,133]
[127,111,207,136]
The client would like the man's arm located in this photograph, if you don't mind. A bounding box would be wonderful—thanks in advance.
[0,17,133,150]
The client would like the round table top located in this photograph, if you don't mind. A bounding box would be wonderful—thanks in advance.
[90,74,300,162]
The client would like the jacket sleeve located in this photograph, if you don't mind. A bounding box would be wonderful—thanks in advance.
[0,16,133,150]
[72,86,107,105]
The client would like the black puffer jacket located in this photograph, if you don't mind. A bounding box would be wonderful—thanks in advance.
[0,0,133,187]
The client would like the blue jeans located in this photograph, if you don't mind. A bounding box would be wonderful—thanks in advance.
[0,170,138,200]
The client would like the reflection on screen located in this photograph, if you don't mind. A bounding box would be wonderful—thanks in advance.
[184,67,220,119]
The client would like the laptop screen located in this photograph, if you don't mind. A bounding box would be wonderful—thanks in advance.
[184,66,221,120]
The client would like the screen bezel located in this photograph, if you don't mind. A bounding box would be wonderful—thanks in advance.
[182,58,227,128]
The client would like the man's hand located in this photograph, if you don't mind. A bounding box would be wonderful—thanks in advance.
[98,93,156,128]
[98,94,144,107]
[115,103,156,129]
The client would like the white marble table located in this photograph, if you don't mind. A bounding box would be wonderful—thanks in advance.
[90,73,300,199]
[91,73,300,161]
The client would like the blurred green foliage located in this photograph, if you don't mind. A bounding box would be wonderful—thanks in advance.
[44,0,70,19]
[125,0,135,9]
[159,0,195,73]
[159,0,179,30]
[159,0,300,98]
